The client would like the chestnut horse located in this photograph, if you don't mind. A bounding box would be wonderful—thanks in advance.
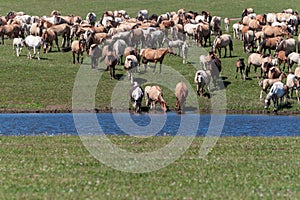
[141,47,170,73]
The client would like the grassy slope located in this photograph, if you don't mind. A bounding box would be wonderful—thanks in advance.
[0,136,300,199]
[0,1,300,113]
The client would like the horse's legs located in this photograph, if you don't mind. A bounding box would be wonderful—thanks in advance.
[224,47,227,58]
[80,52,84,64]
[72,52,76,64]
[61,35,66,48]
[55,38,60,52]
[37,47,41,60]
[33,47,36,58]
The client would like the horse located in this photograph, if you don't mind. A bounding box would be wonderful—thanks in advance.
[140,48,170,73]
[88,44,102,69]
[0,23,21,44]
[210,16,222,35]
[236,58,246,80]
[112,39,127,64]
[71,36,86,64]
[124,54,139,83]
[287,52,300,72]
[129,82,144,113]
[144,29,164,48]
[286,73,300,102]
[100,47,118,80]
[256,36,283,54]
[162,37,184,56]
[38,19,71,47]
[246,53,272,78]
[264,81,287,112]
[243,30,255,53]
[275,38,296,54]
[24,35,43,60]
[175,82,188,112]
[207,52,222,87]
[41,28,60,53]
[144,85,168,112]
[13,37,24,57]
[274,50,287,71]
[194,69,211,96]
[130,28,145,49]
[212,34,233,58]
[224,18,230,33]
[86,12,97,26]
[136,10,148,21]
[197,23,211,47]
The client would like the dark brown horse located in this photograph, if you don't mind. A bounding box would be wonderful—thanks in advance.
[141,47,170,73]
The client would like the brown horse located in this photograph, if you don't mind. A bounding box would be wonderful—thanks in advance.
[41,29,60,53]
[38,19,71,47]
[256,36,283,54]
[71,37,86,64]
[0,23,21,44]
[141,47,170,73]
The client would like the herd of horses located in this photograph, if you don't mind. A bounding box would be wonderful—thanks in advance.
[1,7,300,113]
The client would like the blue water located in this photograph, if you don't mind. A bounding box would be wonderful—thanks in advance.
[0,113,300,136]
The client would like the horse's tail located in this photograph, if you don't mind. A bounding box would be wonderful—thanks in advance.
[229,38,233,52]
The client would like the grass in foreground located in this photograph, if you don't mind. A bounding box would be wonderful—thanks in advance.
[0,135,300,199]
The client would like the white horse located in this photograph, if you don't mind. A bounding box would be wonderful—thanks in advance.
[182,41,189,64]
[276,38,296,54]
[13,37,24,57]
[124,54,139,83]
[144,29,164,48]
[194,69,211,96]
[224,18,230,33]
[129,82,144,113]
[24,35,43,60]
[136,9,148,21]
[112,39,127,64]
[162,37,184,56]
[264,81,287,112]
[86,12,97,25]
[287,52,300,72]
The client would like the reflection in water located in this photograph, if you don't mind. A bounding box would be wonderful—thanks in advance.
[0,113,299,136]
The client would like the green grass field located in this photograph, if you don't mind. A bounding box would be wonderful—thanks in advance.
[0,0,300,113]
[1,1,300,199]
[1,136,300,199]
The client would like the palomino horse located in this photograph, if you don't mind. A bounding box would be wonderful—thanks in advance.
[41,28,60,53]
[141,48,170,73]
[71,36,86,64]
[175,82,188,112]
[246,53,272,78]
[212,34,233,58]
[144,85,168,112]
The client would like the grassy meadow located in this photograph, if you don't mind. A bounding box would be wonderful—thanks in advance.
[1,136,300,199]
[1,1,300,199]
[0,0,300,113]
